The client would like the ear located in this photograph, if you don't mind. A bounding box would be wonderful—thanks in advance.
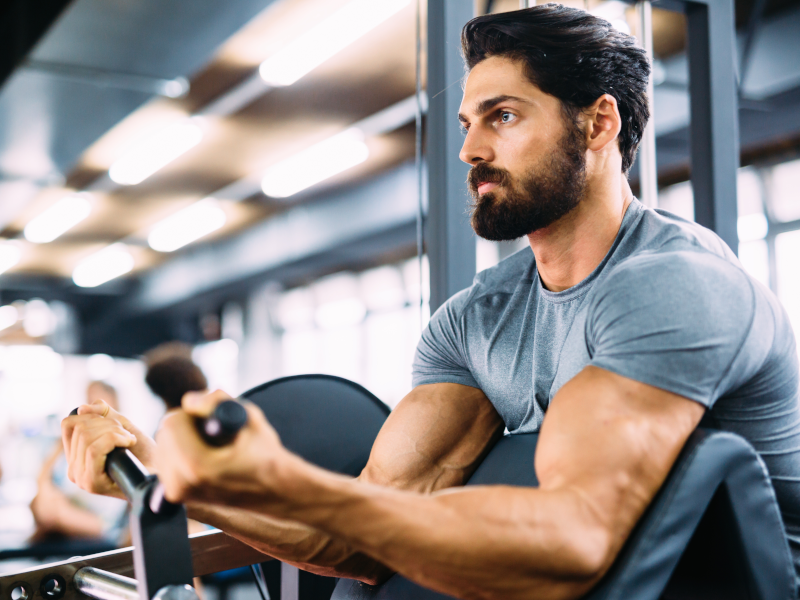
[583,94,622,153]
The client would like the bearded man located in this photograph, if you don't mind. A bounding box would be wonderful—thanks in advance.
[63,5,800,599]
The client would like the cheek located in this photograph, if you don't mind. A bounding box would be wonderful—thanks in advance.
[498,121,556,173]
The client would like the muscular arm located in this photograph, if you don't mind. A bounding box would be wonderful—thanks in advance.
[62,385,503,583]
[159,367,703,600]
[30,445,106,540]
[190,383,502,582]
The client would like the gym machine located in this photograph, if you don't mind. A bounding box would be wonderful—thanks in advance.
[0,401,265,600]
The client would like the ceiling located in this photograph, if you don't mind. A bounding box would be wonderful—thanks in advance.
[0,0,799,354]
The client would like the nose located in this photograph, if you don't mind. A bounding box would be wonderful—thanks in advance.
[459,126,494,166]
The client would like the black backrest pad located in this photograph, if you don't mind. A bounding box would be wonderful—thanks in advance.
[241,374,390,476]
[332,428,796,600]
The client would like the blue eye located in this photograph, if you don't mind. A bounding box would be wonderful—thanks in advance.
[500,111,515,123]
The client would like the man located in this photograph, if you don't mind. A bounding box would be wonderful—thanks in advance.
[62,5,800,599]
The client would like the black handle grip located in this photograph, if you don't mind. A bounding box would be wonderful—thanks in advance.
[195,400,248,447]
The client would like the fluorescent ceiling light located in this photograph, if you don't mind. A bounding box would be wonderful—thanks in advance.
[24,193,93,244]
[148,198,227,252]
[0,242,21,275]
[261,128,369,198]
[738,213,769,242]
[73,243,135,288]
[0,305,18,332]
[109,118,204,186]
[259,0,410,87]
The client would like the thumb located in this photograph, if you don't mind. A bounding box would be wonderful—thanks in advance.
[181,389,228,417]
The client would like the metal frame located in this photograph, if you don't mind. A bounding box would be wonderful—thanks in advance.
[0,531,269,600]
[682,0,740,253]
[425,0,476,314]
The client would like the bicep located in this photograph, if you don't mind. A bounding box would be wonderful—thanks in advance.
[536,366,705,563]
[360,383,503,493]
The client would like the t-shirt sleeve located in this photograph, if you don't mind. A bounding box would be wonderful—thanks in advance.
[586,250,759,407]
[412,288,481,389]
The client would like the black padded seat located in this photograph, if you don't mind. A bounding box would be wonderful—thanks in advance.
[332,429,796,600]
[241,374,390,477]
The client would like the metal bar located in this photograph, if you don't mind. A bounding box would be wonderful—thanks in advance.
[739,0,768,91]
[686,0,740,253]
[21,60,189,98]
[279,564,298,600]
[636,0,658,208]
[198,72,272,117]
[765,218,800,237]
[0,531,270,600]
[74,568,139,600]
[426,0,476,314]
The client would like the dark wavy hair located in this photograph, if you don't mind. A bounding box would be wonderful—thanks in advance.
[145,356,208,409]
[461,3,650,174]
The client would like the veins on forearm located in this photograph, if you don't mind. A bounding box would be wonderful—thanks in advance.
[185,502,392,583]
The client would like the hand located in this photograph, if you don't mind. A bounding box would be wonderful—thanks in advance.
[155,390,293,508]
[61,398,155,499]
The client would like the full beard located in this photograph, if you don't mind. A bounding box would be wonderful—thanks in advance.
[468,124,587,242]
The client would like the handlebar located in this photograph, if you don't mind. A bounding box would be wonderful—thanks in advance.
[68,400,248,510]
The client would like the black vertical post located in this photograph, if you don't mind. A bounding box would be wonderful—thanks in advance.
[686,0,740,253]
[426,0,476,314]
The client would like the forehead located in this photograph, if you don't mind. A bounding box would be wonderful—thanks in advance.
[460,55,552,116]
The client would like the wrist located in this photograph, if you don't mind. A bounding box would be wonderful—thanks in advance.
[263,451,357,526]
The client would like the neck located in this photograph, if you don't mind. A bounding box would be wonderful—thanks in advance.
[527,174,634,292]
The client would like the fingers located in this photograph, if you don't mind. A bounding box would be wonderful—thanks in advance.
[78,401,109,417]
[156,397,282,506]
[156,411,209,502]
[61,412,136,497]
[181,389,233,417]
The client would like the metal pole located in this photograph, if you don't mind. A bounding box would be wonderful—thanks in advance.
[74,568,139,600]
[636,0,658,208]
[426,0,476,314]
[686,0,740,253]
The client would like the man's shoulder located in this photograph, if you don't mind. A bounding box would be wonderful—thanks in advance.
[626,204,738,262]
[600,245,755,314]
[607,204,750,287]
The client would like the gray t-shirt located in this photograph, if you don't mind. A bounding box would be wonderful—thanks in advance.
[413,198,800,580]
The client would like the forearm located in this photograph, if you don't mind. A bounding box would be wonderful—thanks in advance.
[186,502,393,584]
[259,458,609,600]
[34,494,106,539]
[56,504,106,538]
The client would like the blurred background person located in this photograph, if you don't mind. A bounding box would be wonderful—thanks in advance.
[144,343,209,410]
[28,381,128,544]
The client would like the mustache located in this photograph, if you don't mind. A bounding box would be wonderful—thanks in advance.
[468,163,510,194]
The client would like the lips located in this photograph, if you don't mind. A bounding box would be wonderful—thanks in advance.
[468,163,508,197]
[477,181,499,195]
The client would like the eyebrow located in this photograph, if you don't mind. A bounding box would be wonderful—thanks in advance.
[458,95,531,123]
